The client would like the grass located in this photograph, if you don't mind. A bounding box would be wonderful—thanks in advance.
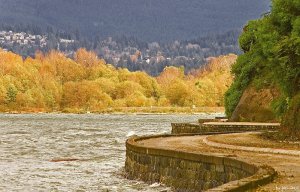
[261,131,300,143]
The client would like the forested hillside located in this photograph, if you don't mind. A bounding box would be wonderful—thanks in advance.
[0,48,236,112]
[225,0,300,138]
[0,0,270,42]
[0,27,240,75]
[0,0,270,75]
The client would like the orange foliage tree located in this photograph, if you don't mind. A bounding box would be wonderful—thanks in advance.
[0,48,236,112]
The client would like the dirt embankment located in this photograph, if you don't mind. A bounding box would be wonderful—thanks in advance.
[230,86,280,122]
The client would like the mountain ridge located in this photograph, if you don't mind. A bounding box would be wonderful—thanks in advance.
[0,0,270,42]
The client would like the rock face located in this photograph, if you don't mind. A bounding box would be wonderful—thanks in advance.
[229,84,299,137]
[230,86,280,122]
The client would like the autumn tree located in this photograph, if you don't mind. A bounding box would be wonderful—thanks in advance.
[0,47,236,112]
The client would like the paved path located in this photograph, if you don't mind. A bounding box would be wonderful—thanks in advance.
[203,134,300,156]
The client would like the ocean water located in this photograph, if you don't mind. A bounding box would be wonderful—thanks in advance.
[0,113,221,191]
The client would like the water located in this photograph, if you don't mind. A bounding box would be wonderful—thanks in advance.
[0,113,221,191]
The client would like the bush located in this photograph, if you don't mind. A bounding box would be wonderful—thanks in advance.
[282,94,300,137]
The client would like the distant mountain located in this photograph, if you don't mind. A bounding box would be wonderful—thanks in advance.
[0,28,241,76]
[0,0,270,42]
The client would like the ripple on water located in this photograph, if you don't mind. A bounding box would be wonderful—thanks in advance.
[0,113,219,191]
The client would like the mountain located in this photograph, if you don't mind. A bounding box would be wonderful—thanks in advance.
[0,0,270,42]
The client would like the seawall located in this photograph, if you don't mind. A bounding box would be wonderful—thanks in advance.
[125,134,276,191]
[171,122,280,134]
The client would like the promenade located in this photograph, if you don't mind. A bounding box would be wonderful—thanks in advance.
[137,131,300,191]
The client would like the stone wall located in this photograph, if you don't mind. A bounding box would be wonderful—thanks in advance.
[171,123,201,134]
[125,134,276,191]
[198,119,221,124]
[171,122,280,134]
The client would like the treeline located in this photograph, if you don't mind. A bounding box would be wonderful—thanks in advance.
[0,23,241,76]
[100,30,241,76]
[0,48,236,112]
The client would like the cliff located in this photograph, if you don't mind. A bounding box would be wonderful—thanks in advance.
[230,85,280,122]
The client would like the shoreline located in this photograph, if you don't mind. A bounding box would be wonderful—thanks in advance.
[0,107,225,115]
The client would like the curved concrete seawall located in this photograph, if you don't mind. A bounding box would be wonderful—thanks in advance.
[125,134,276,191]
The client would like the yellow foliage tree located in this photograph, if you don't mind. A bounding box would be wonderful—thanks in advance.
[0,48,237,112]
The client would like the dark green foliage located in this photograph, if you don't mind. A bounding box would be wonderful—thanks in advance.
[224,85,242,117]
[271,96,289,118]
[282,93,300,136]
[6,86,17,103]
[239,21,259,52]
[225,0,300,134]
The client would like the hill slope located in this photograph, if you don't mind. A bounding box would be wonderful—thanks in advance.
[0,0,270,42]
[225,0,299,138]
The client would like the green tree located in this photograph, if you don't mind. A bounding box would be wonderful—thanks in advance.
[225,0,300,136]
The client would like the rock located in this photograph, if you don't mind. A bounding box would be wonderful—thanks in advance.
[230,86,280,122]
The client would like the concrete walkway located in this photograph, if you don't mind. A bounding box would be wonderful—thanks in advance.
[203,134,300,156]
